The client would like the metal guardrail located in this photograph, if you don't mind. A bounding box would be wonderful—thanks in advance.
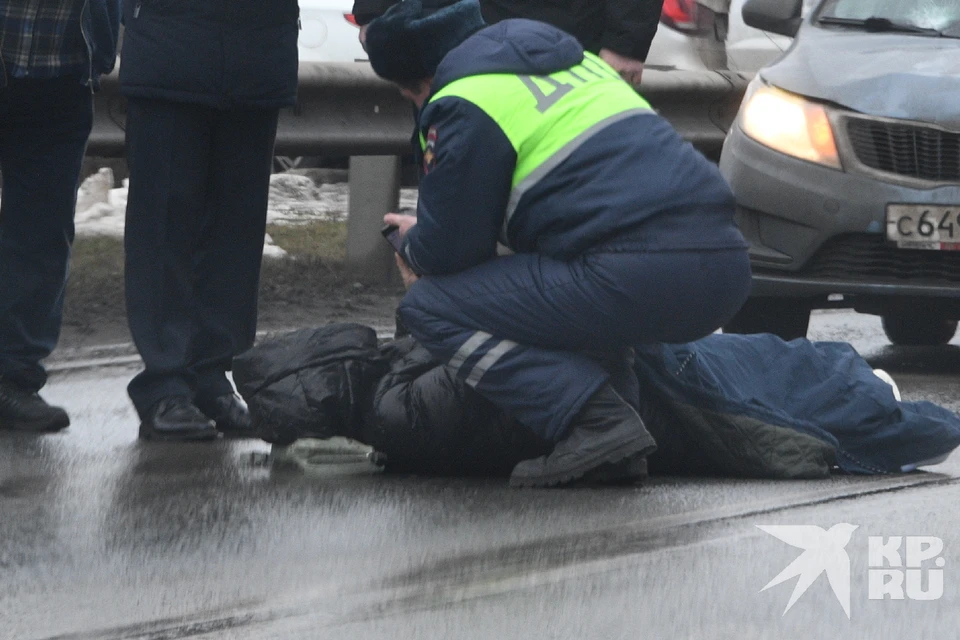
[86,62,750,280]
[88,63,412,157]
[88,62,750,158]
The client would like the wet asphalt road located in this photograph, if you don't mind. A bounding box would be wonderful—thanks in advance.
[2,310,959,640]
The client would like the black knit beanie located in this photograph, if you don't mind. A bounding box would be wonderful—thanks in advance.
[365,0,487,83]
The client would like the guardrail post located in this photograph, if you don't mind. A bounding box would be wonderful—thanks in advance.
[346,155,402,282]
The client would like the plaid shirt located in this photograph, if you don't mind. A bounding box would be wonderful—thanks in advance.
[0,0,89,80]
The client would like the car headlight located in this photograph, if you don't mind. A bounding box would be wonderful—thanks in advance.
[740,84,841,170]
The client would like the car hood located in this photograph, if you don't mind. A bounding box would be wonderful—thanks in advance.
[759,27,960,128]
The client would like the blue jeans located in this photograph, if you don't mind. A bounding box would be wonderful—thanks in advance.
[0,77,93,390]
[400,244,751,441]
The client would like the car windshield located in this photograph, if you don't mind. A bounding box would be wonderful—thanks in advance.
[819,0,960,31]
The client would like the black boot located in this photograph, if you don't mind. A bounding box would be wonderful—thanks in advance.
[139,396,219,442]
[0,378,70,432]
[509,385,657,488]
[579,452,649,486]
[195,392,254,438]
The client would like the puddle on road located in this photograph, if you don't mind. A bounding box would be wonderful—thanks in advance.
[0,474,51,499]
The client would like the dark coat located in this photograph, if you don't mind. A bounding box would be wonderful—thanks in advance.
[118,0,299,109]
[233,324,549,475]
[87,0,123,82]
[352,0,665,61]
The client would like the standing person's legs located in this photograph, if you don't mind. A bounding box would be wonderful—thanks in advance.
[0,77,92,431]
[123,97,217,440]
[189,108,279,433]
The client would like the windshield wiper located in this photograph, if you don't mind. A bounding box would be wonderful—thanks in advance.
[818,15,942,35]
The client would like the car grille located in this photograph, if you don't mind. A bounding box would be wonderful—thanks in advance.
[799,234,960,284]
[845,116,960,184]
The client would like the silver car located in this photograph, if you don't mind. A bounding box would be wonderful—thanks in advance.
[645,0,790,74]
[719,0,960,345]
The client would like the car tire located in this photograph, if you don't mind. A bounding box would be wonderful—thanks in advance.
[722,297,811,341]
[880,314,958,347]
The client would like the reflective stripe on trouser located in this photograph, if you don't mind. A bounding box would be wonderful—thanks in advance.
[398,246,752,441]
[446,331,519,386]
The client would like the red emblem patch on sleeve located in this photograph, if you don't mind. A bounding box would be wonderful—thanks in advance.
[423,126,438,173]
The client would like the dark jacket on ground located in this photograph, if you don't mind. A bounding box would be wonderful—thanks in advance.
[234,324,960,478]
[402,20,744,275]
[352,0,663,61]
[118,0,299,109]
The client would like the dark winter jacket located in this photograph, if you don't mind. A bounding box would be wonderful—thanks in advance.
[233,324,960,478]
[632,334,960,476]
[402,20,745,275]
[118,0,299,109]
[231,323,548,475]
[86,0,122,83]
[352,0,665,62]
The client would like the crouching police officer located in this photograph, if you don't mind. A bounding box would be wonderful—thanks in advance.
[371,0,751,487]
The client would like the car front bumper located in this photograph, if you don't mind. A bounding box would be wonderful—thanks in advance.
[719,122,960,307]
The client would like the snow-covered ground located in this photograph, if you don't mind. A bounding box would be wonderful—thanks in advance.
[0,168,418,259]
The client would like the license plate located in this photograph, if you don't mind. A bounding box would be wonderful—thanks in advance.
[886,205,960,250]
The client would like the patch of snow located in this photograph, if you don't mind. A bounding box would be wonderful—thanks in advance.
[55,168,421,259]
[398,188,419,212]
[75,167,114,214]
[265,173,419,224]
[74,202,122,236]
[0,169,418,257]
[109,179,128,210]
[262,233,288,260]
[268,174,349,224]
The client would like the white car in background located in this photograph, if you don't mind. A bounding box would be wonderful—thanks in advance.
[298,0,366,62]
[284,0,787,169]
[645,0,792,74]
[297,0,788,73]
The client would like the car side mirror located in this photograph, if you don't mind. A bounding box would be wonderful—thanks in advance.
[742,0,804,37]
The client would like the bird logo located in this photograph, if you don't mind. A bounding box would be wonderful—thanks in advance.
[758,524,860,618]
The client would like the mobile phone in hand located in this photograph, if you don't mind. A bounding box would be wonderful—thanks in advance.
[381,224,404,254]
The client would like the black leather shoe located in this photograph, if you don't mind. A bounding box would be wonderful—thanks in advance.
[139,397,219,442]
[0,379,70,432]
[195,393,253,437]
[510,385,657,488]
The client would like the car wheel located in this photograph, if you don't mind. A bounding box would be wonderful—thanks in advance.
[880,314,958,346]
[722,298,811,341]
